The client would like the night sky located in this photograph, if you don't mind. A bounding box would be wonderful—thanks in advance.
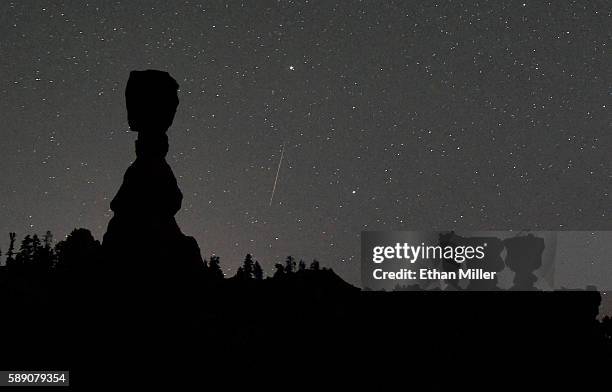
[1,1,609,285]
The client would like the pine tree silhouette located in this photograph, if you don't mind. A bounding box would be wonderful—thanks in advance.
[207,255,224,280]
[6,232,16,267]
[284,256,296,274]
[15,234,34,270]
[253,261,264,280]
[55,228,101,273]
[273,263,285,278]
[310,259,320,271]
[31,234,42,271]
[38,230,56,272]
[235,253,255,279]
[235,266,245,279]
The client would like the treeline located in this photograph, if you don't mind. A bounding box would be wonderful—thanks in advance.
[0,228,326,281]
[234,253,323,281]
[1,229,103,275]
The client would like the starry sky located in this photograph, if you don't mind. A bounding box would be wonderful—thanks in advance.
[1,0,610,285]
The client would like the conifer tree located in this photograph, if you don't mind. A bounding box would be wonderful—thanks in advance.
[207,255,224,280]
[253,261,264,280]
[284,256,296,274]
[36,231,56,272]
[242,253,254,279]
[5,233,16,268]
[310,259,320,271]
[16,235,34,266]
[273,263,285,278]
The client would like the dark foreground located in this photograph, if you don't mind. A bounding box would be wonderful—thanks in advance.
[1,269,610,389]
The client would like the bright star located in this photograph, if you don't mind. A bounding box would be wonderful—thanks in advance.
[289,65,295,71]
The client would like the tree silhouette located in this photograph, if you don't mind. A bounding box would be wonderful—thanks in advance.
[15,234,34,270]
[6,232,16,266]
[235,266,245,279]
[284,256,296,274]
[207,255,224,281]
[41,231,55,269]
[310,259,320,271]
[30,230,56,273]
[273,263,285,278]
[54,228,101,273]
[235,254,257,280]
[31,234,43,271]
[243,253,255,279]
[253,261,263,280]
[298,259,306,272]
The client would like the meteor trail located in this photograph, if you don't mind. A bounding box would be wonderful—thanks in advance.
[269,143,285,206]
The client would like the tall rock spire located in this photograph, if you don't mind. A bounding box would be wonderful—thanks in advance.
[102,70,203,284]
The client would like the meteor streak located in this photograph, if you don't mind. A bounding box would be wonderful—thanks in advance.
[269,143,285,206]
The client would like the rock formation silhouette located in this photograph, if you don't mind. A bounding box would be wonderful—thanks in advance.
[438,231,463,290]
[504,233,545,290]
[437,231,505,291]
[102,70,203,286]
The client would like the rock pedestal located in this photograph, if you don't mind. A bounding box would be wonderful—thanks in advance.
[102,70,203,284]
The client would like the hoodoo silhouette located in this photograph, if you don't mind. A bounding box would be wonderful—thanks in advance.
[504,233,545,290]
[102,70,203,283]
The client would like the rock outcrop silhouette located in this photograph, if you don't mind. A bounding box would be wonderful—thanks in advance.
[102,70,203,285]
[504,233,545,290]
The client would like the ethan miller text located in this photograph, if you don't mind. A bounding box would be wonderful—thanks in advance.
[373,268,497,280]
